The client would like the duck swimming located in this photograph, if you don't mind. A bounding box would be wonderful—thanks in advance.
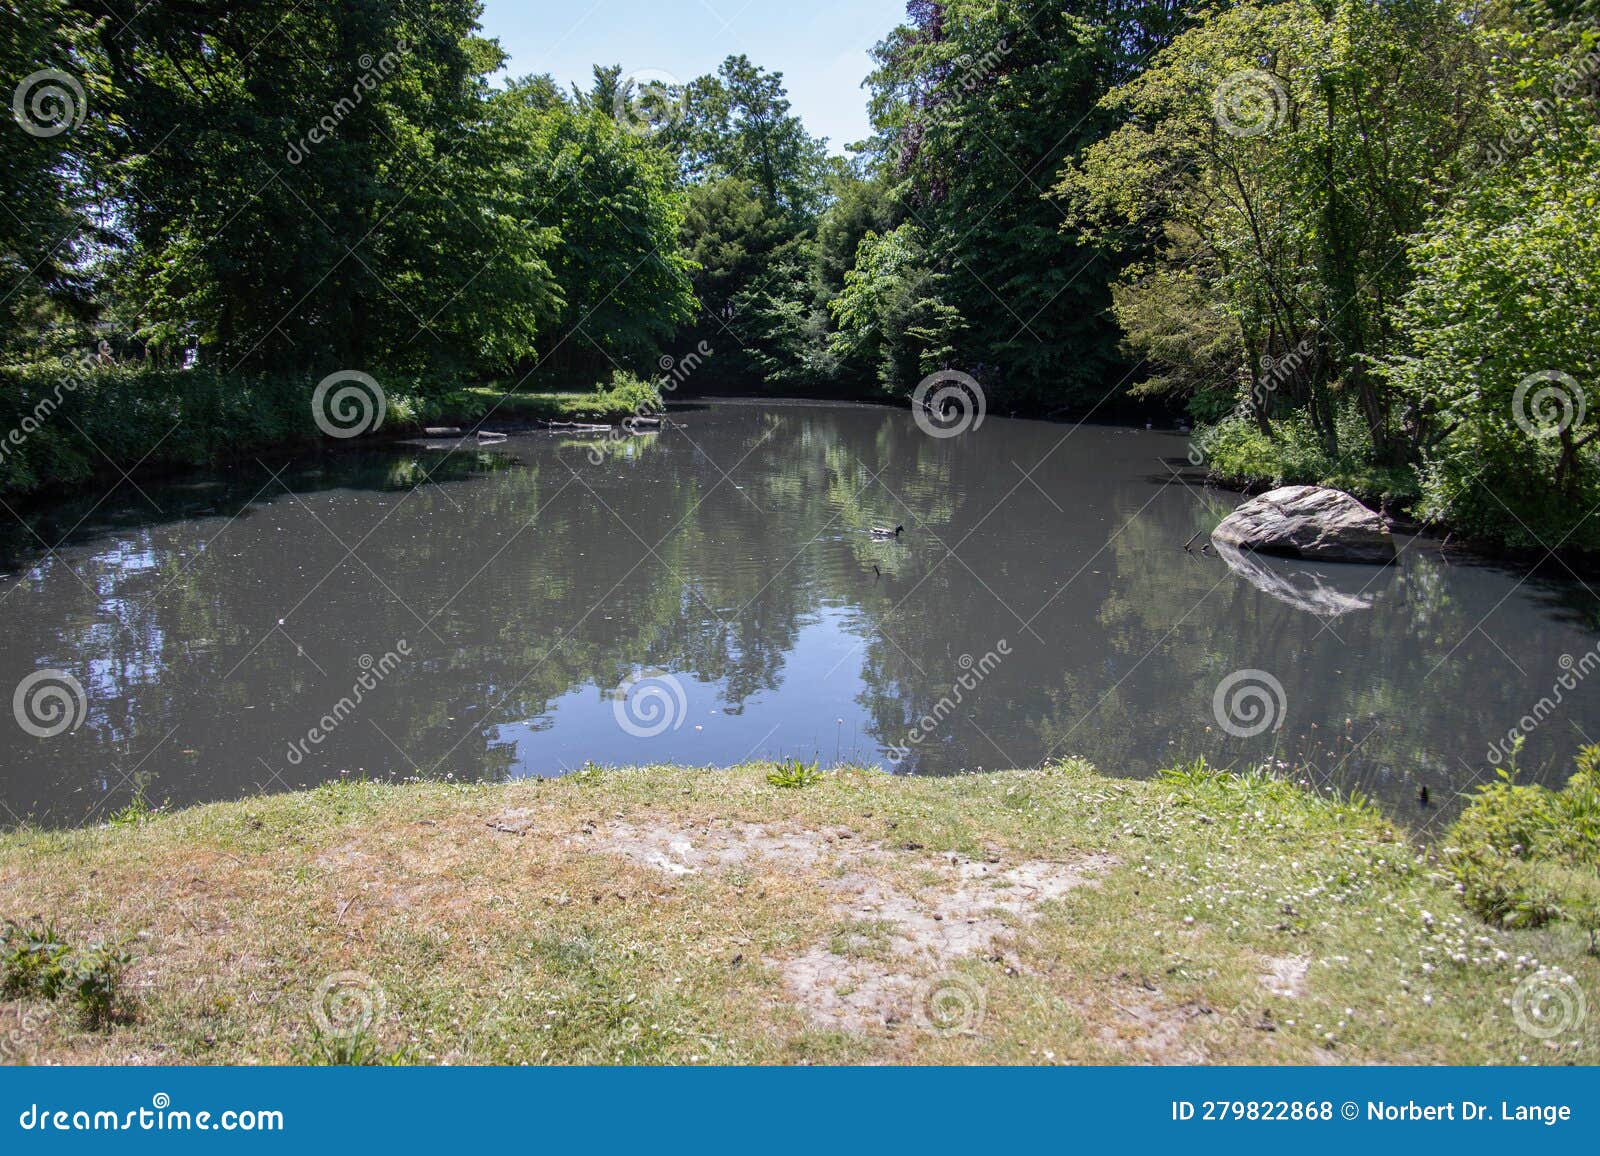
[871,524,905,539]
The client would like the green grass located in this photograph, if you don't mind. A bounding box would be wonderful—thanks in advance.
[2,760,1594,1066]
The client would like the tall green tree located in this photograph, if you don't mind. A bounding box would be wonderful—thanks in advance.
[866,0,1191,410]
[1,1,100,356]
[1057,0,1508,456]
[677,55,831,221]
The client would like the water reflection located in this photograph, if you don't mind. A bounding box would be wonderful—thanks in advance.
[1,400,1596,826]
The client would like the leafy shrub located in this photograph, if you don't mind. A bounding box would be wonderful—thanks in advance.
[69,943,134,1030]
[598,370,664,417]
[1197,406,1418,506]
[1,919,70,999]
[1,919,134,1027]
[296,1030,416,1066]
[766,759,823,789]
[1445,747,1600,948]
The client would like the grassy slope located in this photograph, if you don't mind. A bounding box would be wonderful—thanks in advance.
[443,385,650,424]
[1,762,1595,1066]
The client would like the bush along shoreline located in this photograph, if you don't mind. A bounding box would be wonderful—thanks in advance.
[0,362,664,501]
[0,757,1595,1065]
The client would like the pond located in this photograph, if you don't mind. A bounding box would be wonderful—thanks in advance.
[2,398,1596,827]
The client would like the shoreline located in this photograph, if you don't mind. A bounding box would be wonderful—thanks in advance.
[7,380,1594,578]
[3,761,1593,1066]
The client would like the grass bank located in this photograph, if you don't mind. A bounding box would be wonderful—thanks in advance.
[2,761,1594,1066]
[0,364,660,499]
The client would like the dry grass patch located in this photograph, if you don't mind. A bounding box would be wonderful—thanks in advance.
[0,761,1596,1066]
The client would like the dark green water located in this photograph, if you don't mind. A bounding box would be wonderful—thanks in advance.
[2,399,1596,827]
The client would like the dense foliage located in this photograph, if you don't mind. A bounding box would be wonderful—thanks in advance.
[2,0,1596,551]
[1056,0,1600,549]
[1447,746,1600,947]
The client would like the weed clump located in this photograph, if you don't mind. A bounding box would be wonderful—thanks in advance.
[1444,745,1600,951]
[766,759,823,789]
[1,919,135,1028]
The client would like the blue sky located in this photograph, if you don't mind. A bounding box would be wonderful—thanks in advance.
[476,0,908,153]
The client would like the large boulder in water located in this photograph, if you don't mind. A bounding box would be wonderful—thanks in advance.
[1212,485,1395,564]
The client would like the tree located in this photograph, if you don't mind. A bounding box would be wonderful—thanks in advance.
[829,224,964,394]
[864,0,1192,412]
[677,55,830,221]
[1378,110,1600,550]
[490,81,695,377]
[1,1,101,356]
[1057,0,1508,456]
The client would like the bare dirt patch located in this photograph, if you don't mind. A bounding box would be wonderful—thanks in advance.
[1259,955,1310,999]
[1096,986,1210,1064]
[559,818,833,874]
[550,815,1117,1032]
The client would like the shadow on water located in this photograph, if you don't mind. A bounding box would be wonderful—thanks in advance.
[0,448,522,572]
[1,400,1597,829]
